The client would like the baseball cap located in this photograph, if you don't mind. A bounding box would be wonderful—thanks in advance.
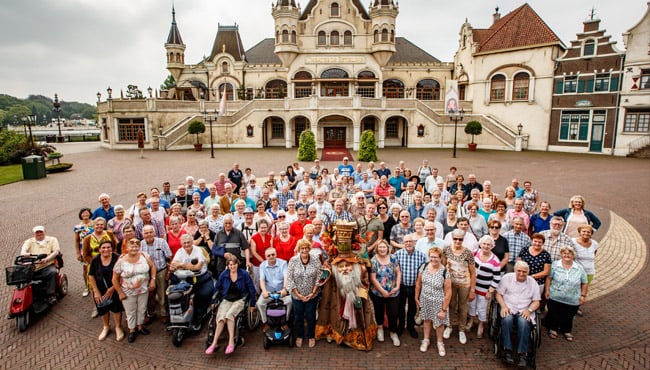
[32,225,45,233]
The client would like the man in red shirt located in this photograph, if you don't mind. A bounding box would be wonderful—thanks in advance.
[289,207,311,240]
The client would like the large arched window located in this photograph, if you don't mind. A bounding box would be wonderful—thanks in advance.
[416,79,441,100]
[265,79,288,99]
[281,30,289,43]
[383,79,404,98]
[343,30,352,46]
[331,31,339,46]
[318,31,326,46]
[490,74,506,101]
[218,83,234,101]
[293,71,313,98]
[512,72,530,100]
[331,2,340,16]
[321,68,349,79]
[357,71,377,98]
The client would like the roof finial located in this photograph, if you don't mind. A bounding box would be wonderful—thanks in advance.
[171,1,176,23]
[495,5,499,13]
[589,6,596,21]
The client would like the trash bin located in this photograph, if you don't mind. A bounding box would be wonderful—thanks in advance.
[21,155,46,180]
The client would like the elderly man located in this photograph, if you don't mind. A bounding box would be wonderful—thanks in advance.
[390,210,415,251]
[160,182,176,206]
[443,217,478,252]
[202,184,220,212]
[415,221,445,255]
[232,187,256,211]
[219,183,239,215]
[395,234,427,339]
[312,190,332,220]
[495,261,540,367]
[289,207,311,240]
[213,173,234,196]
[425,190,447,223]
[92,193,115,220]
[277,184,295,211]
[376,161,391,178]
[148,197,167,226]
[257,247,292,331]
[246,175,262,202]
[150,187,171,212]
[400,182,420,209]
[227,163,244,194]
[134,207,166,240]
[504,217,532,269]
[324,199,354,227]
[424,168,444,194]
[507,199,530,230]
[540,216,575,261]
[338,157,354,177]
[185,176,198,196]
[388,167,407,197]
[213,214,251,275]
[529,201,552,235]
[20,226,61,304]
[140,225,172,323]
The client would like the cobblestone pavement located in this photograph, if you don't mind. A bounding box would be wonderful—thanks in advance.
[0,144,648,369]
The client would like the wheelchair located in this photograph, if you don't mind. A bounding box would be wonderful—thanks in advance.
[488,299,542,369]
[205,295,253,351]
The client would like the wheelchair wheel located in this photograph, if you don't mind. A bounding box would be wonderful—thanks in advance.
[247,308,260,330]
[487,299,500,340]
[205,312,217,348]
[263,336,271,350]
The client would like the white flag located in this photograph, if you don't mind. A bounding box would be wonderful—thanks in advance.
[219,85,227,116]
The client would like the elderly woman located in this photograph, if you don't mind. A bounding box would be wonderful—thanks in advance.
[206,255,256,355]
[117,225,136,255]
[286,239,322,348]
[254,200,273,227]
[250,219,273,291]
[370,240,402,346]
[107,205,130,243]
[112,238,156,343]
[193,220,216,267]
[82,217,118,272]
[167,203,186,229]
[488,200,510,234]
[503,186,517,209]
[544,246,588,342]
[415,246,451,356]
[166,215,187,257]
[171,234,213,329]
[467,202,488,239]
[517,233,551,293]
[487,220,510,273]
[521,180,539,215]
[554,195,601,238]
[467,236,501,338]
[74,207,94,297]
[206,204,224,234]
[88,240,124,341]
[441,205,459,236]
[409,217,427,242]
[188,192,205,221]
[442,229,476,345]
[272,221,296,262]
[572,224,599,316]
[181,210,200,236]
[408,193,426,220]
[285,200,299,223]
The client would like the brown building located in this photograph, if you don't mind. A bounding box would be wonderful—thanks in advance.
[549,15,625,154]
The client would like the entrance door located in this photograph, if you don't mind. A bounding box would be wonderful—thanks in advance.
[294,120,307,147]
[324,127,346,148]
[589,123,604,152]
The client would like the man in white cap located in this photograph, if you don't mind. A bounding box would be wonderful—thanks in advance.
[20,226,61,304]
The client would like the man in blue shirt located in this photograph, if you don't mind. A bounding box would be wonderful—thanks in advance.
[395,234,427,339]
[388,168,407,197]
[92,193,115,220]
[256,247,291,331]
[338,157,354,177]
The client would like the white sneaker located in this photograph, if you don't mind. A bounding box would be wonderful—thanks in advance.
[82,289,89,297]
[437,342,446,357]
[390,332,400,347]
[459,331,467,344]
[376,327,384,342]
[98,326,110,341]
[419,339,430,352]
[443,326,452,339]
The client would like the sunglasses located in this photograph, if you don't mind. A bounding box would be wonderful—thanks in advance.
[489,226,500,229]
[453,238,464,241]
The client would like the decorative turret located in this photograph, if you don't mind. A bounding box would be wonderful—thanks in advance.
[165,6,186,81]
[272,0,300,66]
[369,0,398,66]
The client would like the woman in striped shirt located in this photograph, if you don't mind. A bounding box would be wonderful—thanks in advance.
[467,235,501,338]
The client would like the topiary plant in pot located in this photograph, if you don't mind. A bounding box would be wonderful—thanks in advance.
[187,120,206,151]
[464,120,483,151]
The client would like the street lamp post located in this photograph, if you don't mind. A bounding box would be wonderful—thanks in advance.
[23,114,36,149]
[449,108,465,158]
[53,94,64,142]
[203,109,216,159]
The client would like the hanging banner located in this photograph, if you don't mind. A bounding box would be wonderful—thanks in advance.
[445,80,459,115]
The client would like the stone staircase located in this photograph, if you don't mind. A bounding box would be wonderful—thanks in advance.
[627,136,650,158]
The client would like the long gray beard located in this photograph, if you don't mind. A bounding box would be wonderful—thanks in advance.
[333,264,362,297]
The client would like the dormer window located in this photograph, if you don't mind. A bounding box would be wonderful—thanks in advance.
[331,2,340,17]
[583,39,595,56]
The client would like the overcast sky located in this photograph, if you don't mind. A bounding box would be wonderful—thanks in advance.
[0,0,646,104]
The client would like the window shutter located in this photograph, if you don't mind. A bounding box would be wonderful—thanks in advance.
[610,76,620,92]
[555,79,564,94]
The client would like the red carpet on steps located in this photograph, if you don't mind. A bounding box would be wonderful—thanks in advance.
[320,148,353,162]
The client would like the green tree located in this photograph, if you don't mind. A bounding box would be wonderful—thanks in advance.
[0,130,27,165]
[160,74,176,90]
[358,129,378,162]
[297,130,317,161]
[464,121,483,144]
[187,120,206,144]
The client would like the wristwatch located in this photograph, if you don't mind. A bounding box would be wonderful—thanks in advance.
[527,308,533,313]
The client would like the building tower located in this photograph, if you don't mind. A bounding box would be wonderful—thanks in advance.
[369,0,398,66]
[165,6,186,81]
[272,0,300,66]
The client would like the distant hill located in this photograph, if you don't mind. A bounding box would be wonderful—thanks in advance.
[0,94,96,126]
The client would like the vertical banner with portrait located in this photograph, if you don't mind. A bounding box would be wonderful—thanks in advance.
[445,80,459,115]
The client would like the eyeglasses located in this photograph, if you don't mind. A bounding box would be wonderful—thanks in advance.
[424,229,435,232]
[378,206,387,210]
[489,226,500,229]
[278,215,286,218]
[400,215,409,218]
[453,238,464,241]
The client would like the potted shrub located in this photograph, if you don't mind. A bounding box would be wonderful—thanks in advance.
[297,130,317,161]
[464,120,483,151]
[187,120,206,151]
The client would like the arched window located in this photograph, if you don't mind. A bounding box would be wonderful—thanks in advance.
[221,62,229,73]
[318,31,326,46]
[293,71,313,98]
[291,31,297,44]
[390,30,395,42]
[583,39,595,56]
[331,31,339,46]
[276,31,280,43]
[331,2,340,16]
[294,71,313,80]
[218,83,234,100]
[358,71,376,79]
[512,72,530,100]
[343,31,352,46]
[490,74,506,101]
[357,71,377,98]
[282,30,289,43]
[416,79,441,100]
[321,68,349,79]
[265,79,288,99]
[383,79,404,98]
[374,30,379,43]
[381,29,388,42]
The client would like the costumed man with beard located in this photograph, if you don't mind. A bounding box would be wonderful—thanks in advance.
[315,221,377,350]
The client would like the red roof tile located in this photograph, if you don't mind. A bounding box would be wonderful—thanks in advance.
[473,3,563,53]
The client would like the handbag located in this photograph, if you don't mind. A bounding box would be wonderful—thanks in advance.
[96,276,114,309]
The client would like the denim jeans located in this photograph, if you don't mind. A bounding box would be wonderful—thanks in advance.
[398,284,416,332]
[292,297,317,339]
[501,312,532,354]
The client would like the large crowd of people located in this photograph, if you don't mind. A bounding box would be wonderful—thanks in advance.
[37,157,602,361]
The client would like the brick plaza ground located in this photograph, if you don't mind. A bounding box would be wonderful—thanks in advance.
[0,143,648,369]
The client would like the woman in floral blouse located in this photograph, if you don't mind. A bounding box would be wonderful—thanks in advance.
[369,240,402,346]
